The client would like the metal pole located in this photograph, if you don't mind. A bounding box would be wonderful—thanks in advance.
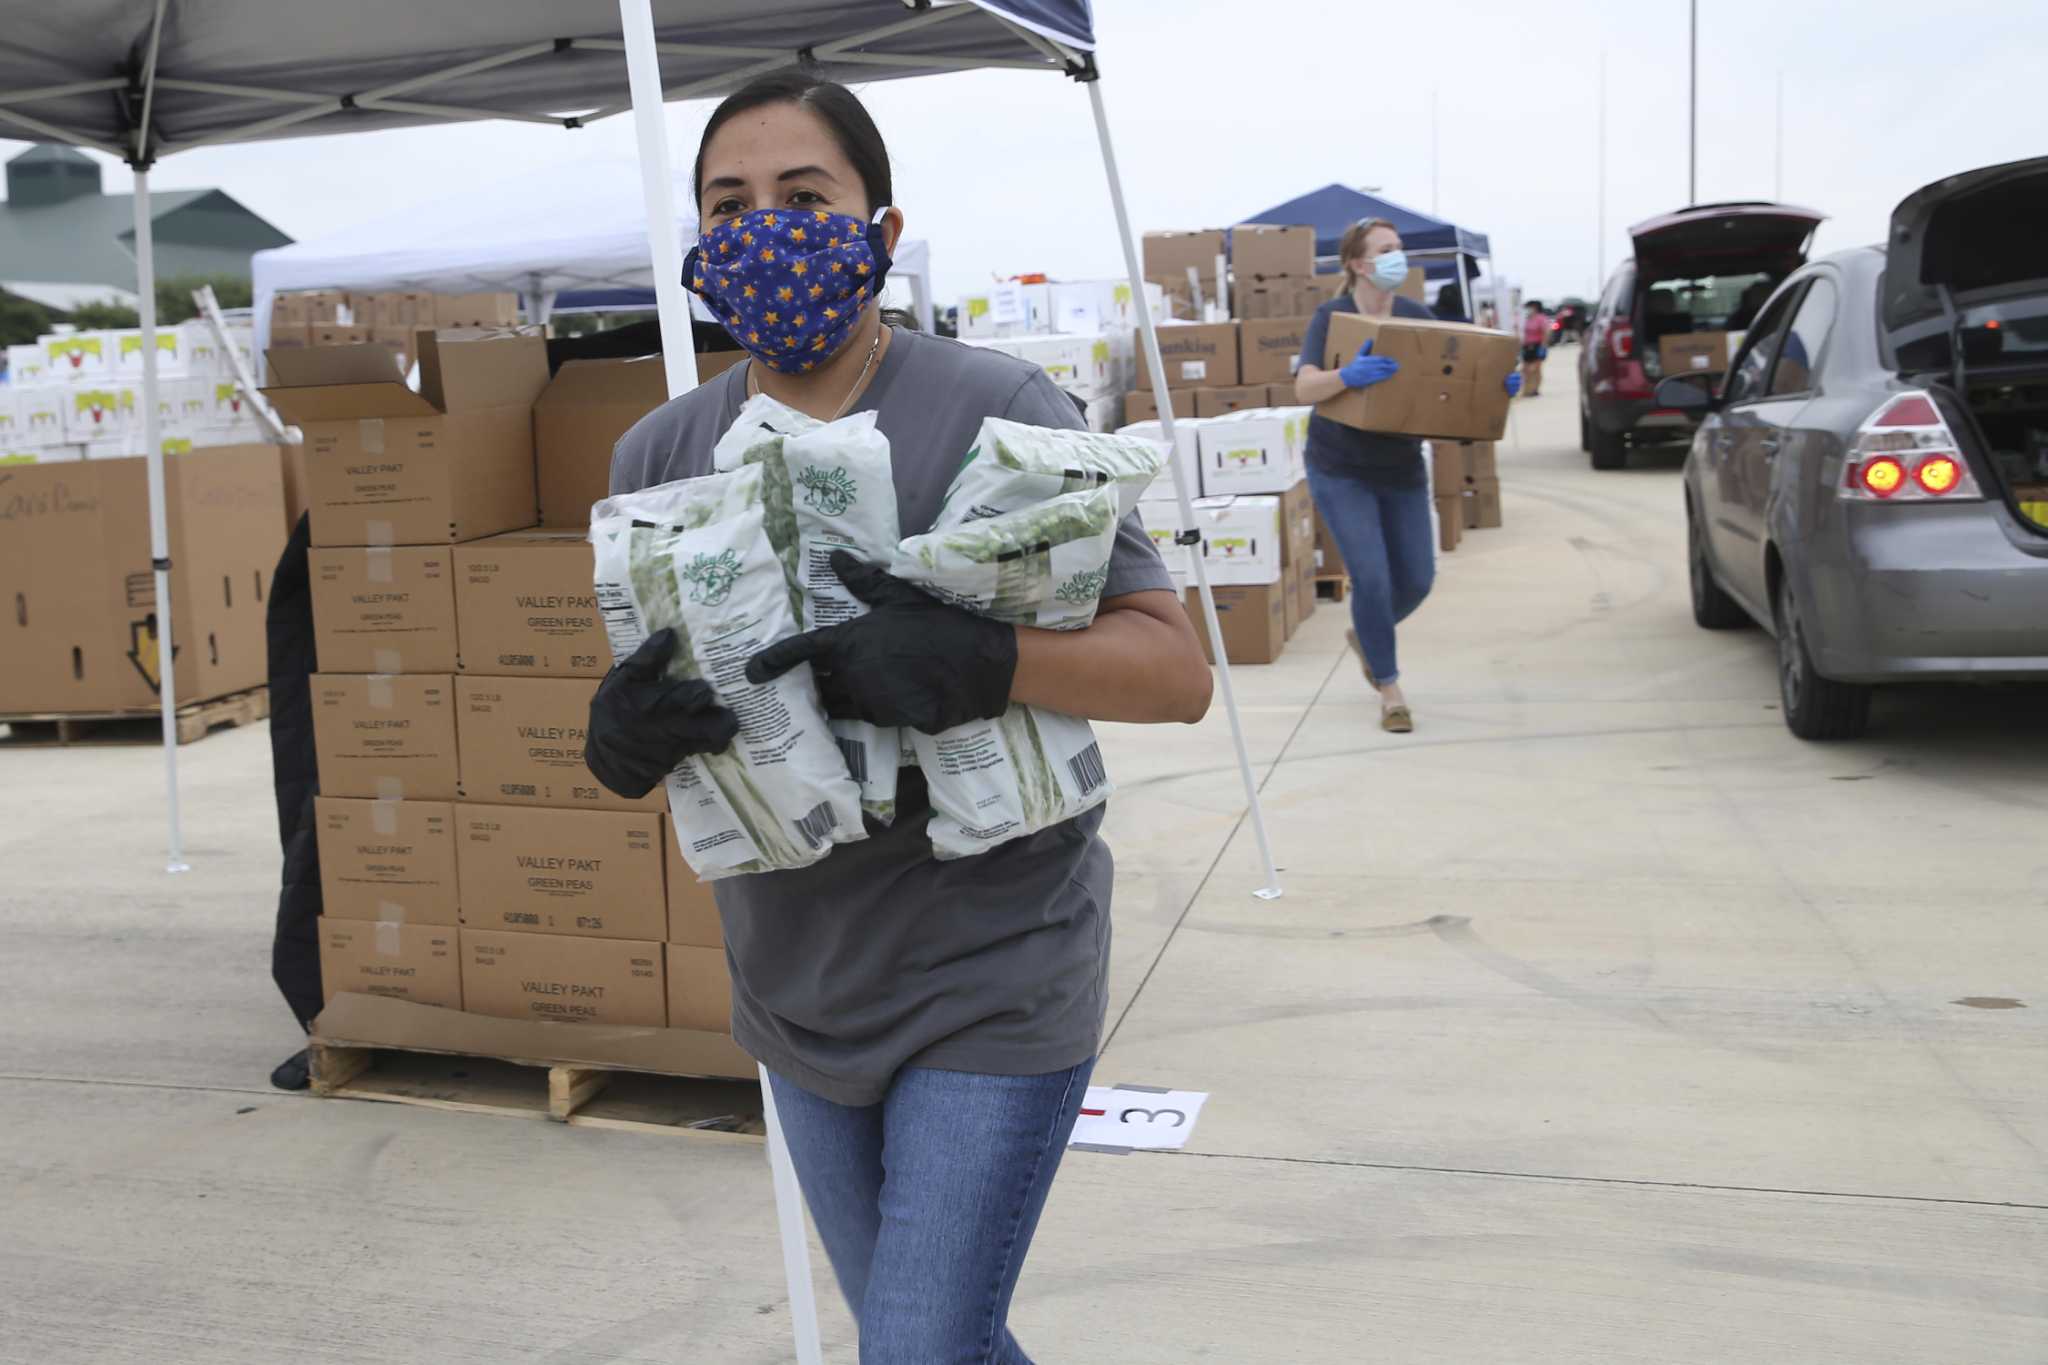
[1086,77,1282,901]
[1773,69,1783,201]
[1688,0,1698,204]
[1430,87,1439,217]
[618,6,815,1363]
[1596,50,1606,288]
[134,168,188,874]
[619,0,699,395]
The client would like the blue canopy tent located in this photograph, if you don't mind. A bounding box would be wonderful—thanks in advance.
[1237,184,1494,321]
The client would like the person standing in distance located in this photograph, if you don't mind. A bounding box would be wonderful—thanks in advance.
[585,72,1213,1363]
[1520,299,1551,396]
[1293,218,1521,732]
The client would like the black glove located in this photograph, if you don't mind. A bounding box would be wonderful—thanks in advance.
[744,550,1017,734]
[584,629,741,799]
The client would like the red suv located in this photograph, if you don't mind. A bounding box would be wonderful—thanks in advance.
[1580,202,1824,469]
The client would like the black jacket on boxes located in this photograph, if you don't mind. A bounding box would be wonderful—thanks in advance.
[268,511,324,1028]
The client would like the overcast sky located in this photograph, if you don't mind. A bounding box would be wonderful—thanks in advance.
[5,0,2039,307]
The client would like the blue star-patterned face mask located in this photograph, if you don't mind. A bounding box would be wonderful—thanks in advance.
[683,206,895,374]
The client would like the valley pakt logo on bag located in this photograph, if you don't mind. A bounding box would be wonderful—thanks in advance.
[680,549,741,606]
[796,465,857,516]
[1055,565,1109,604]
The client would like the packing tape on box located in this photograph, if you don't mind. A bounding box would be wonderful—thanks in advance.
[365,519,395,548]
[358,417,385,456]
[372,648,404,674]
[375,776,404,801]
[377,899,407,924]
[374,920,403,956]
[366,674,395,709]
[370,797,399,836]
[365,546,394,583]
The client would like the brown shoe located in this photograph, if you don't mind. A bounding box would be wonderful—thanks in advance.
[1381,703,1414,733]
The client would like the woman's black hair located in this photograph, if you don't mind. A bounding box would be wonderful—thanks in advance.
[692,71,914,329]
[693,71,893,214]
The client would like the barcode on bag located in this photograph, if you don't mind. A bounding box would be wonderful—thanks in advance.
[836,736,869,784]
[794,801,839,850]
[1067,741,1107,796]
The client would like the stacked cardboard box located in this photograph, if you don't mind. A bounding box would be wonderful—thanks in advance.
[1142,230,1227,320]
[1229,225,1325,324]
[268,290,521,360]
[276,333,748,1075]
[3,319,266,465]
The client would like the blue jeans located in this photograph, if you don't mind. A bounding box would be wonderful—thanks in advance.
[768,1059,1095,1363]
[1305,462,1436,684]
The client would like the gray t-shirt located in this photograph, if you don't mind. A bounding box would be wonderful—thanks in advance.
[610,328,1174,1105]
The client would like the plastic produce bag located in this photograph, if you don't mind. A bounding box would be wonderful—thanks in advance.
[912,704,1111,861]
[938,417,1167,524]
[893,483,1123,633]
[591,464,864,880]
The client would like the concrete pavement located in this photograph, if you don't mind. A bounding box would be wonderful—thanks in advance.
[3,355,2044,1363]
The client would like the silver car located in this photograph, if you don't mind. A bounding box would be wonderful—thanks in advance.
[1662,156,2048,739]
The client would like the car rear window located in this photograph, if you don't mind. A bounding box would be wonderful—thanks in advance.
[1642,272,1776,331]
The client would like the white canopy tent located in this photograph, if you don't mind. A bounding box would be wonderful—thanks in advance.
[247,157,935,342]
[2,4,1279,1357]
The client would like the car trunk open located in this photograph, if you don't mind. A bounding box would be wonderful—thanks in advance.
[1628,202,1825,380]
[1884,157,2048,535]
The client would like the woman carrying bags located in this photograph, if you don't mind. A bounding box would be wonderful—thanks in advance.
[1294,219,1521,732]
[584,72,1213,1363]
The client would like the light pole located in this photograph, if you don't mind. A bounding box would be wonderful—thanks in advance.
[1688,0,1698,204]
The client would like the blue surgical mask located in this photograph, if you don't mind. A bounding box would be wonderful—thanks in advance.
[1370,250,1409,290]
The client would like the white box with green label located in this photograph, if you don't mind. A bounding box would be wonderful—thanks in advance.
[1189,494,1282,586]
[1137,496,1191,585]
[1195,408,1301,497]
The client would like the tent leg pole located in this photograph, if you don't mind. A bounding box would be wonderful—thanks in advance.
[1084,78,1282,902]
[618,7,816,1364]
[134,167,188,875]
[619,0,700,395]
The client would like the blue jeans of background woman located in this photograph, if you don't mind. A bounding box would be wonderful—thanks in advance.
[1304,461,1436,683]
[767,1059,1095,1363]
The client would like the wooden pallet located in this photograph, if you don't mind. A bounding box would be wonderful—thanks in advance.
[0,686,269,747]
[309,1040,766,1142]
[1314,574,1350,604]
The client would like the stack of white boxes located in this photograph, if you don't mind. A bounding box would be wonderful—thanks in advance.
[3,321,262,465]
[956,278,1165,433]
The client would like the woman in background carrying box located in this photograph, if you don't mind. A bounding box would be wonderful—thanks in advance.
[1293,219,1520,732]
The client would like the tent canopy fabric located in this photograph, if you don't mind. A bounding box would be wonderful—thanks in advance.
[247,158,936,339]
[0,1,1092,165]
[1237,184,1491,259]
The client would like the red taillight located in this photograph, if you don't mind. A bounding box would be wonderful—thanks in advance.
[1858,456,1906,497]
[1915,454,1962,494]
[1871,394,1940,427]
[1610,323,1634,359]
[1841,391,1984,504]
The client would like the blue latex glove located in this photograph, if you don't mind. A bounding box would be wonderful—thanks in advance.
[1504,371,1523,398]
[1338,340,1399,389]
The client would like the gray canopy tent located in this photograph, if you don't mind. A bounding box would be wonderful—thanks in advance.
[1,5,1275,1356]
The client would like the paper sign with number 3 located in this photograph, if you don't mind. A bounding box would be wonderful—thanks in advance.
[1068,1086,1208,1151]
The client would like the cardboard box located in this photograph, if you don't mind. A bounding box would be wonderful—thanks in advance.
[314,796,460,926]
[435,293,520,328]
[261,331,548,547]
[532,357,668,528]
[459,929,666,1027]
[1134,322,1239,391]
[1050,278,1162,334]
[1238,277,1330,322]
[1468,476,1503,529]
[1429,441,1465,491]
[1232,224,1316,281]
[319,917,463,1009]
[455,675,663,812]
[372,294,426,328]
[1278,479,1315,569]
[299,291,347,324]
[1317,312,1518,441]
[1137,496,1191,585]
[368,325,414,371]
[1189,495,1283,586]
[1455,440,1497,483]
[1000,332,1118,400]
[665,944,733,1033]
[1143,230,1226,288]
[451,528,608,677]
[7,343,51,386]
[312,673,459,800]
[1185,583,1286,665]
[0,446,284,713]
[1192,385,1266,418]
[1435,495,1463,552]
[1115,416,1203,502]
[112,329,187,380]
[62,385,136,443]
[1281,563,1303,639]
[1659,331,1730,375]
[664,818,724,947]
[456,804,667,940]
[1124,388,1159,424]
[310,324,371,348]
[40,331,113,380]
[311,991,753,1079]
[1239,317,1311,385]
[1196,410,1299,498]
[270,295,308,330]
[1290,553,1317,630]
[308,546,457,673]
[1313,502,1341,576]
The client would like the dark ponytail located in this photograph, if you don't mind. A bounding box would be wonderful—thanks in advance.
[693,71,913,328]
